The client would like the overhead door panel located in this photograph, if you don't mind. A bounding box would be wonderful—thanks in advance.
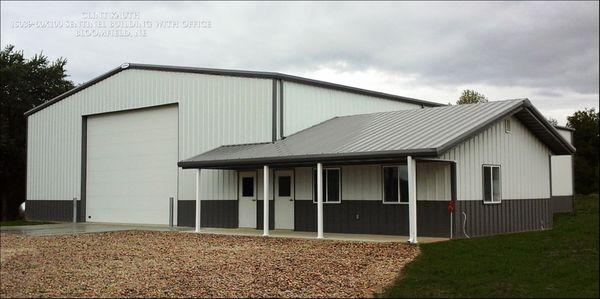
[86,105,178,224]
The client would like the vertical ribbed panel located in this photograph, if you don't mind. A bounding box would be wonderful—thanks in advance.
[550,156,573,196]
[453,198,552,238]
[416,162,451,201]
[555,129,572,144]
[283,81,421,136]
[294,167,313,200]
[27,69,272,202]
[341,165,381,201]
[442,116,551,201]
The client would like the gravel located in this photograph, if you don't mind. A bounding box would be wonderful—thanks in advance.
[1,231,418,298]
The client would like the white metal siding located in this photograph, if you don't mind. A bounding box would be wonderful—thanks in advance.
[551,156,573,196]
[342,165,381,201]
[416,162,452,201]
[282,81,422,136]
[27,69,273,207]
[293,164,449,201]
[556,128,573,144]
[441,116,552,200]
[295,167,313,200]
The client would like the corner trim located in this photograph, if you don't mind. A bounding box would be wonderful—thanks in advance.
[272,79,277,142]
[279,79,284,139]
[80,116,87,222]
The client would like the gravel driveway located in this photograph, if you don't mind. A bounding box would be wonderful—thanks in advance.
[1,231,418,298]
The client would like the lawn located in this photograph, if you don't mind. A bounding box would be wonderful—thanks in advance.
[380,194,599,298]
[1,230,418,298]
[0,220,52,227]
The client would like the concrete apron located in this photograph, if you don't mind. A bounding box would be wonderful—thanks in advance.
[0,222,190,237]
[1,223,448,243]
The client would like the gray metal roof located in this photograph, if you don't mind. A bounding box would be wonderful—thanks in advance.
[24,63,442,116]
[178,99,575,169]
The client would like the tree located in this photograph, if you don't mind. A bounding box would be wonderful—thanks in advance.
[457,89,488,105]
[0,45,74,220]
[567,108,599,195]
[547,117,559,126]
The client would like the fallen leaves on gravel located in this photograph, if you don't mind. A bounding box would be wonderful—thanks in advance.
[0,231,418,298]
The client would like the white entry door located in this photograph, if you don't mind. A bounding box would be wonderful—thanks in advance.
[238,172,257,228]
[275,170,294,229]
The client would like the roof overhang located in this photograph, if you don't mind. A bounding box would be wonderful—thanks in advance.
[178,148,437,170]
[436,99,575,156]
[24,63,443,117]
[554,125,575,132]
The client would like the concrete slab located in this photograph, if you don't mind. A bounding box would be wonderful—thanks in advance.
[0,222,192,237]
[1,223,447,243]
[191,227,448,243]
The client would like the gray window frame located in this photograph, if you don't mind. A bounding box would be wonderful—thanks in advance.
[312,167,342,204]
[382,165,409,204]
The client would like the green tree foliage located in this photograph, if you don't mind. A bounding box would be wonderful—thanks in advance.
[0,45,74,220]
[457,89,488,105]
[567,108,599,194]
[547,117,559,126]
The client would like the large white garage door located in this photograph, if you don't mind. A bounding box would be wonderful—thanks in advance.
[86,105,178,224]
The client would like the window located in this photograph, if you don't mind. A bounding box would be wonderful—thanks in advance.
[278,176,291,197]
[241,177,254,197]
[383,165,409,203]
[483,165,501,203]
[312,168,341,203]
[505,119,511,133]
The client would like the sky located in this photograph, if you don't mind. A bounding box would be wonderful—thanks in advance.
[1,1,598,125]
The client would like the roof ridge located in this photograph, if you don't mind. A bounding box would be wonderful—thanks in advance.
[331,98,529,121]
[220,141,273,148]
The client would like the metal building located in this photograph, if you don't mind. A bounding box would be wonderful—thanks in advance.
[25,63,574,240]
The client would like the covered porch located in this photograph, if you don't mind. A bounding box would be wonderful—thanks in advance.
[181,155,458,244]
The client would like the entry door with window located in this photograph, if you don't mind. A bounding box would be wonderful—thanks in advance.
[274,170,294,229]
[238,172,257,228]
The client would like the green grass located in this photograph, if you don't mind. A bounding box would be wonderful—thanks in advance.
[380,194,599,298]
[0,220,53,227]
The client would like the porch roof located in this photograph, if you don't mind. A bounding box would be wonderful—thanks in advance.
[178,99,575,169]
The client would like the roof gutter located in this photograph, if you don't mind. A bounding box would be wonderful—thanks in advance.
[178,148,438,169]
[522,103,576,154]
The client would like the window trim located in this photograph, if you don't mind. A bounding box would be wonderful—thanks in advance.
[505,119,511,133]
[276,172,293,198]
[382,165,409,205]
[312,167,342,204]
[240,173,256,200]
[482,164,502,204]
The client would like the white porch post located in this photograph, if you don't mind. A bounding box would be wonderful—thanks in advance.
[317,163,324,239]
[263,165,270,236]
[195,169,201,233]
[407,156,418,243]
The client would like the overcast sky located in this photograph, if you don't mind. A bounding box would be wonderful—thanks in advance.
[2,1,598,124]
